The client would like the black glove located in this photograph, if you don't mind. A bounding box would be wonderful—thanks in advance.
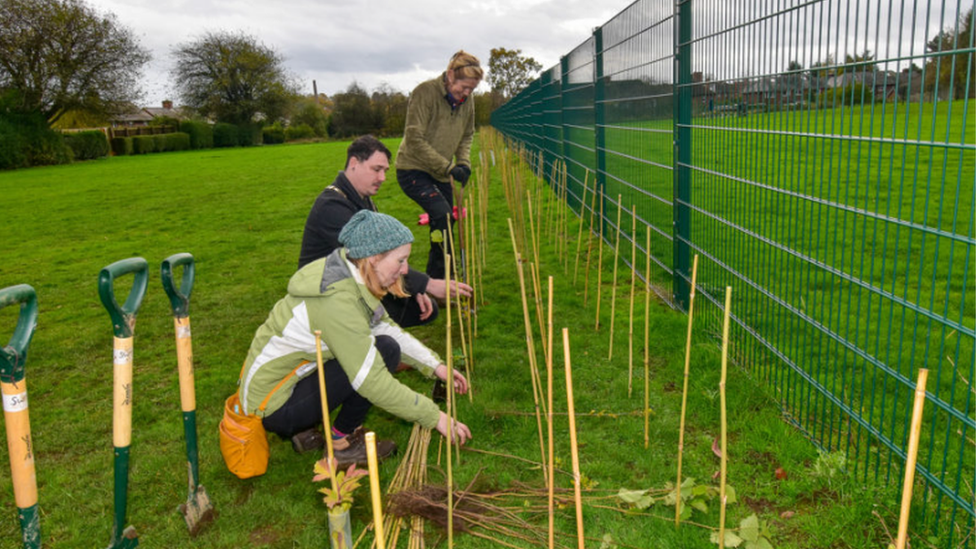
[449,164,471,185]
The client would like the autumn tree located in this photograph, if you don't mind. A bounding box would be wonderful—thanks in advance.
[487,47,543,100]
[172,30,297,124]
[0,0,150,124]
[925,6,974,99]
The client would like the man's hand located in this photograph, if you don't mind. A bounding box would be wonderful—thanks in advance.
[434,364,469,394]
[426,278,473,300]
[436,411,472,445]
[415,291,433,321]
[449,165,471,185]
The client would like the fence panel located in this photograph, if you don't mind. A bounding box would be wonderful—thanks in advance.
[491,0,975,544]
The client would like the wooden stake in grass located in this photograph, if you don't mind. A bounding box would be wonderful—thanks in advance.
[674,254,699,525]
[562,328,585,549]
[365,432,387,549]
[717,286,732,548]
[573,171,591,286]
[314,331,336,464]
[594,188,605,329]
[644,227,652,449]
[445,254,455,548]
[628,207,636,397]
[608,195,623,360]
[507,219,549,484]
[583,181,599,308]
[895,368,930,549]
[546,276,555,549]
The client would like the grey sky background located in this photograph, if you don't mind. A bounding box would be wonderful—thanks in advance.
[85,0,632,106]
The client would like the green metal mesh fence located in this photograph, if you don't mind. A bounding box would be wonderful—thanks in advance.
[492,0,975,545]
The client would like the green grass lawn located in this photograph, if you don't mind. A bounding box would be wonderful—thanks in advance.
[0,136,965,548]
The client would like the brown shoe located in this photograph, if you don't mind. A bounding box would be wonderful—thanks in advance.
[291,428,325,454]
[333,427,397,468]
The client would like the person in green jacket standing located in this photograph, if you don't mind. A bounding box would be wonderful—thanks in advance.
[238,210,471,466]
[396,50,483,279]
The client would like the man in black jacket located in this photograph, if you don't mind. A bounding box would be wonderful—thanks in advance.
[299,135,472,328]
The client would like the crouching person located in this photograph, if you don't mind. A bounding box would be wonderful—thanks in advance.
[237,210,471,466]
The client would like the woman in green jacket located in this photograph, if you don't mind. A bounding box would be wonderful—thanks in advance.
[238,210,471,466]
[396,50,483,279]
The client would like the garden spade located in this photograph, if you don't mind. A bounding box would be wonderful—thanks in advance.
[0,284,41,548]
[160,253,214,535]
[98,257,148,549]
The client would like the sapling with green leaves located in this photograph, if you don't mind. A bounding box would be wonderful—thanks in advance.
[312,457,369,514]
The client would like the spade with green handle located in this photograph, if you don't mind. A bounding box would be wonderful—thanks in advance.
[161,253,214,536]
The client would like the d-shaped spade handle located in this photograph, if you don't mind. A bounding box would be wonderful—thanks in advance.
[160,253,194,319]
[98,258,149,338]
[0,284,38,384]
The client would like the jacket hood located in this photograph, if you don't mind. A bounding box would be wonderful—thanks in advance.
[287,249,358,298]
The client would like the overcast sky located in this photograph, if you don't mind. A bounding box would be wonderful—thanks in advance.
[84,0,631,106]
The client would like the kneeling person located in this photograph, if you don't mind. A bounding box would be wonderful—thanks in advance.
[238,210,471,466]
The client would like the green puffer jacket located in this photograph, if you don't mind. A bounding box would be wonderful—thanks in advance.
[238,248,442,429]
[395,73,474,182]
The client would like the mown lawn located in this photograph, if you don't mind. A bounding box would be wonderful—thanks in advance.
[0,136,955,548]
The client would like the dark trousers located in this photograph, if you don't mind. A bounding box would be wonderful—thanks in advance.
[262,335,401,438]
[397,169,454,280]
[382,293,437,328]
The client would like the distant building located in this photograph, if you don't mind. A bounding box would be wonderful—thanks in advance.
[110,101,186,127]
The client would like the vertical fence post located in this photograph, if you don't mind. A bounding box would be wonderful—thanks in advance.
[672,0,693,310]
[561,55,570,182]
[594,26,607,238]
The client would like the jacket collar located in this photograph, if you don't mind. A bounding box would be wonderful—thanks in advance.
[331,171,377,212]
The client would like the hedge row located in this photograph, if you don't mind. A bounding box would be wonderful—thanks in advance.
[0,109,72,170]
[111,133,192,156]
[63,131,110,160]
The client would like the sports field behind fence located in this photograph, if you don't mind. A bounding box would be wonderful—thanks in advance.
[492,0,975,544]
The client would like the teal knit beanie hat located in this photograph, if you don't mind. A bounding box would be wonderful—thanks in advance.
[339,210,414,259]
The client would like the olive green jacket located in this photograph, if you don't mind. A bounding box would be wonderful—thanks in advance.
[395,74,474,182]
[238,249,442,429]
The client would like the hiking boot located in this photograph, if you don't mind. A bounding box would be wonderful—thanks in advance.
[431,379,447,403]
[291,428,325,454]
[333,427,397,468]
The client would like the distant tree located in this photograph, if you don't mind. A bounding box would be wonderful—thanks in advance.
[0,0,151,125]
[289,97,328,137]
[487,47,543,100]
[841,50,876,74]
[370,83,407,136]
[809,54,836,79]
[924,6,974,99]
[329,82,381,138]
[786,60,804,72]
[172,30,297,125]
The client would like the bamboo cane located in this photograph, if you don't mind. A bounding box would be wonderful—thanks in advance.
[445,255,454,548]
[895,368,930,549]
[365,432,387,549]
[562,328,585,549]
[628,207,636,397]
[530,261,548,373]
[608,195,623,360]
[594,188,605,330]
[674,254,699,525]
[583,180,598,308]
[644,227,652,449]
[313,330,341,503]
[718,286,732,547]
[547,276,555,549]
[508,219,549,484]
[574,171,590,286]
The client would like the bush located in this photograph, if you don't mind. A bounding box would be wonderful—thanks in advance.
[213,123,238,148]
[110,137,133,156]
[132,135,156,154]
[63,130,110,160]
[290,102,329,137]
[181,120,213,150]
[237,122,262,147]
[165,132,191,151]
[263,122,285,144]
[148,115,179,131]
[0,93,72,170]
[284,123,315,141]
[153,134,169,152]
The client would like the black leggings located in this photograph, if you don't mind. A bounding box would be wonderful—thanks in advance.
[397,169,455,280]
[262,335,401,438]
